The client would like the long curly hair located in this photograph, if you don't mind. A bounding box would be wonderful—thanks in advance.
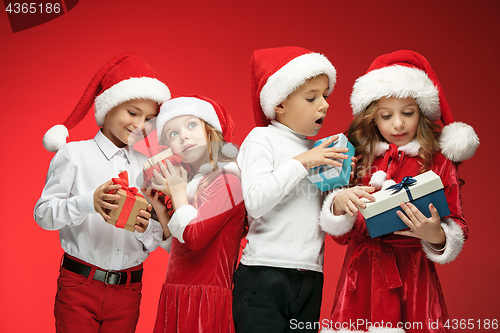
[347,99,441,180]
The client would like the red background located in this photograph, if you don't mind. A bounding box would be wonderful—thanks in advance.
[1,1,499,332]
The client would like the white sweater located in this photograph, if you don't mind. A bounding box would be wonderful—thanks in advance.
[237,121,325,272]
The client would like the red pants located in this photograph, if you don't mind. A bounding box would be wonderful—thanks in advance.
[54,255,143,333]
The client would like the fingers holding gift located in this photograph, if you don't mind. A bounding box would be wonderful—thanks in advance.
[135,205,152,233]
[333,186,375,216]
[94,181,121,220]
[395,202,445,245]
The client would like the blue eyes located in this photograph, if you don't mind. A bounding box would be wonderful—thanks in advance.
[168,122,198,138]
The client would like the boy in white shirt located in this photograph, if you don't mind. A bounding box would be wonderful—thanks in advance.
[34,52,170,333]
[233,46,347,332]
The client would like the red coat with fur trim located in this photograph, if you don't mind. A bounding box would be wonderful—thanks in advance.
[153,163,246,333]
[319,142,468,333]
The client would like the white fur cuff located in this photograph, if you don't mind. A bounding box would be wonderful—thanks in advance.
[421,218,465,264]
[168,205,198,243]
[319,188,356,236]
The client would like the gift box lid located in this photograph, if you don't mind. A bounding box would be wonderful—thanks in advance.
[359,171,444,218]
[307,133,354,186]
[143,148,173,169]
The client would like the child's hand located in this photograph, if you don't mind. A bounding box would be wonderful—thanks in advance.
[394,202,445,246]
[150,162,172,197]
[93,180,122,220]
[135,204,152,233]
[294,135,349,170]
[164,159,188,197]
[141,185,172,239]
[333,186,375,216]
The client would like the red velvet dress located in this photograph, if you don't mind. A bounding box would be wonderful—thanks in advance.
[153,166,246,333]
[323,145,468,333]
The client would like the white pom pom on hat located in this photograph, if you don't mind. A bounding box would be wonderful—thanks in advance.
[42,52,170,152]
[250,46,337,127]
[350,50,479,162]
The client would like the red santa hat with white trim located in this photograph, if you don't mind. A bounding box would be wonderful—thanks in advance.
[250,46,337,127]
[42,52,171,152]
[156,95,238,158]
[350,49,479,162]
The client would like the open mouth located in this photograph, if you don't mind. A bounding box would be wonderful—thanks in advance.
[315,117,325,127]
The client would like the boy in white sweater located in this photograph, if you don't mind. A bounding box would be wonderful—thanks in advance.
[233,46,347,332]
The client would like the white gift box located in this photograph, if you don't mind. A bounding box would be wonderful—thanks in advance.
[359,170,451,238]
[307,133,355,191]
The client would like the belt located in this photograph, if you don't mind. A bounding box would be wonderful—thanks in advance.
[62,255,143,285]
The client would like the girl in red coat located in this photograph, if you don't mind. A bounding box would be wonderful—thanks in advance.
[319,50,479,333]
[143,95,245,333]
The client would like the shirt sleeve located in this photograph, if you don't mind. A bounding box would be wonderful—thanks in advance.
[168,173,244,251]
[237,139,308,218]
[134,218,164,251]
[33,149,96,230]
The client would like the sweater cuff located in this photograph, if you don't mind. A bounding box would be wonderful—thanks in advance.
[134,219,163,251]
[169,205,198,243]
[319,188,356,236]
[421,218,465,264]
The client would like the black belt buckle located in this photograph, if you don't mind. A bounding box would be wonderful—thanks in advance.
[104,270,122,285]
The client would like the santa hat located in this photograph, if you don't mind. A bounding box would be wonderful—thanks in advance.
[350,50,479,163]
[250,46,337,127]
[156,95,238,158]
[42,52,171,152]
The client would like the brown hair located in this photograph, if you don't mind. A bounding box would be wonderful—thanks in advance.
[347,99,441,181]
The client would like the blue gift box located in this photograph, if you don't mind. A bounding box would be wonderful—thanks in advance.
[359,171,451,238]
[307,134,355,191]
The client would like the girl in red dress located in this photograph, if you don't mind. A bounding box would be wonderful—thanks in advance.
[319,50,479,333]
[144,95,245,333]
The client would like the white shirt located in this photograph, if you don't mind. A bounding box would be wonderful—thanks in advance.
[237,121,326,272]
[34,130,163,270]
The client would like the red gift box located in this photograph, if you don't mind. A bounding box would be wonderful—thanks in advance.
[142,148,184,184]
[106,171,148,232]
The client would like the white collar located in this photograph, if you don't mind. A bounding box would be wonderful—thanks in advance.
[94,130,131,162]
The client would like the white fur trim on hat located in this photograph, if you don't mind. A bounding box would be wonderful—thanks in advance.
[260,53,336,120]
[351,65,440,121]
[319,188,357,236]
[421,217,465,264]
[95,77,171,127]
[42,124,69,152]
[439,122,479,162]
[156,97,222,142]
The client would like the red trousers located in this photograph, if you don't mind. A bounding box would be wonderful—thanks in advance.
[54,255,143,333]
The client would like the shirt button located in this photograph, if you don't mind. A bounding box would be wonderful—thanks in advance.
[115,249,121,255]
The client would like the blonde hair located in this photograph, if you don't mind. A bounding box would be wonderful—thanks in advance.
[347,99,441,181]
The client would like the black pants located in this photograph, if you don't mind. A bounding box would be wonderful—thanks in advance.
[233,264,324,333]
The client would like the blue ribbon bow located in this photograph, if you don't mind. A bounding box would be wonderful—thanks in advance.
[386,176,417,201]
